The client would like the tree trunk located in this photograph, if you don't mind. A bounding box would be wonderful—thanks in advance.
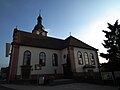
[111,70,116,85]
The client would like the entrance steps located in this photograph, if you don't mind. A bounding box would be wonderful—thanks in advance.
[49,79,76,86]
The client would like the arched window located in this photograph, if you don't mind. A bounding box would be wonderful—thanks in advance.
[84,52,89,65]
[77,51,83,65]
[52,53,58,66]
[23,50,31,65]
[90,53,95,65]
[39,52,46,66]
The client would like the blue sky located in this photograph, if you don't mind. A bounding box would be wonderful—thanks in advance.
[0,0,120,68]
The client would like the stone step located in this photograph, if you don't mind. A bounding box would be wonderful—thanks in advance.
[49,79,76,86]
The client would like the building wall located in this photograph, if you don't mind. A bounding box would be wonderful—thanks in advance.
[9,44,19,80]
[74,47,99,73]
[17,46,64,76]
[16,45,99,78]
[61,48,68,64]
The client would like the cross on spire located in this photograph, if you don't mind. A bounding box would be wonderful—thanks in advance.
[39,9,41,16]
[70,32,72,36]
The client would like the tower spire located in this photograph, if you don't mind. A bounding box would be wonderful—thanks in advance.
[38,9,42,20]
[32,11,48,36]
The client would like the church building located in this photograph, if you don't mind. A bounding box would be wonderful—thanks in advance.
[8,14,100,82]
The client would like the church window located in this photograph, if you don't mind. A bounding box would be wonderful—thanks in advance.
[77,51,83,65]
[52,53,58,66]
[84,52,89,65]
[90,53,95,65]
[39,52,46,66]
[23,50,31,65]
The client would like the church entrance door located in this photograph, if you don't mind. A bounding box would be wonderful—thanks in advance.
[21,65,32,79]
[63,55,72,77]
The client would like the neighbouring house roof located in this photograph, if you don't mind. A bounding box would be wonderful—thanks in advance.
[100,61,120,72]
[12,29,98,51]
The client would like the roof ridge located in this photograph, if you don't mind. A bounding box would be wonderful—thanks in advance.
[15,30,98,51]
[17,30,64,41]
[64,36,98,50]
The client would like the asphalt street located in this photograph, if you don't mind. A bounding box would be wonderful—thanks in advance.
[0,85,15,90]
[0,83,118,90]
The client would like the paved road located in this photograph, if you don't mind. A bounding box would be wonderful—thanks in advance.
[1,83,118,90]
[0,85,15,90]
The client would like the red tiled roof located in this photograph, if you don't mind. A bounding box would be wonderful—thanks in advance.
[13,29,98,51]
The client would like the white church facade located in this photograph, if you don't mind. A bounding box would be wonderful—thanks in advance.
[8,15,99,82]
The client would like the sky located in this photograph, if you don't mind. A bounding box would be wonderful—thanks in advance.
[0,0,120,68]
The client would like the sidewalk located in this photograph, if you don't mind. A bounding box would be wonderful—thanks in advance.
[1,83,118,90]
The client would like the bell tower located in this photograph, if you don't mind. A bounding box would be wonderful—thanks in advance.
[32,13,48,36]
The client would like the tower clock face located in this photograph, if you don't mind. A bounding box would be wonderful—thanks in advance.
[36,31,40,35]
